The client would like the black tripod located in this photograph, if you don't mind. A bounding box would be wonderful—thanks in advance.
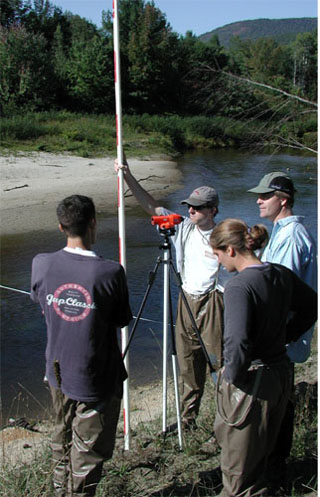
[123,227,215,450]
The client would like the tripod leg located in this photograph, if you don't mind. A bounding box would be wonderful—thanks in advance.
[162,249,169,433]
[123,258,161,358]
[171,354,183,449]
[168,284,183,450]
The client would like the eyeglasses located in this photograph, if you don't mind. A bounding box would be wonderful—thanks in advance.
[186,204,209,211]
[258,192,275,201]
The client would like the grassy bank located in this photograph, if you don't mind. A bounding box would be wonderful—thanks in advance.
[0,111,277,158]
[0,332,317,497]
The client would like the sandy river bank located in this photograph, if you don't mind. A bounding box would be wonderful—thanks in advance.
[0,152,182,235]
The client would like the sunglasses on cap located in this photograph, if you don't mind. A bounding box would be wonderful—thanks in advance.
[186,203,211,211]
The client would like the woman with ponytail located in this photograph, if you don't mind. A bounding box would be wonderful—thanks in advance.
[210,219,317,497]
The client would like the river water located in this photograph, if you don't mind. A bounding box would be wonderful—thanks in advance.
[1,149,317,423]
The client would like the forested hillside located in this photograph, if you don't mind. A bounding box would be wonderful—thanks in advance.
[200,18,317,46]
[0,0,317,153]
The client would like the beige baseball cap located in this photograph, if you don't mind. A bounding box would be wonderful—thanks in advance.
[248,172,297,195]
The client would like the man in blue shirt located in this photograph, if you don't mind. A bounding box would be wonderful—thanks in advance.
[248,171,317,487]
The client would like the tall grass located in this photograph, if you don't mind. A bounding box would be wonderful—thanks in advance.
[0,111,258,157]
[0,443,53,497]
[0,373,317,497]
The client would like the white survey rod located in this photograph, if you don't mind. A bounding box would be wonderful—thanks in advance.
[112,0,130,450]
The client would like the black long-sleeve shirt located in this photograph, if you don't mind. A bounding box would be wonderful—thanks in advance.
[223,262,317,385]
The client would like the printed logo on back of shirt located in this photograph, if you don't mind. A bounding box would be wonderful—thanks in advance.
[46,283,96,322]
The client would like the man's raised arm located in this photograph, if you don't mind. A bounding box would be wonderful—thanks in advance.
[114,158,163,216]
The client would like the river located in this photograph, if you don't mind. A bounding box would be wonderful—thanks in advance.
[1,149,317,423]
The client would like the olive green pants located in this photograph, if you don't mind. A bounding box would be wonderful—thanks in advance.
[214,361,292,497]
[175,288,224,423]
[50,386,121,497]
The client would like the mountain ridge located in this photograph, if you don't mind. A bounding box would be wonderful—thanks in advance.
[199,17,317,47]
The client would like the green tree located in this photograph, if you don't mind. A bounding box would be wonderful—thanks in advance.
[63,35,114,113]
[101,0,145,48]
[66,12,98,42]
[0,0,71,51]
[102,0,182,114]
[179,34,229,115]
[51,23,69,107]
[290,31,317,100]
[227,36,252,75]
[52,13,101,109]
[0,0,30,27]
[19,0,68,49]
[0,24,54,114]
[248,38,291,85]
[126,2,181,112]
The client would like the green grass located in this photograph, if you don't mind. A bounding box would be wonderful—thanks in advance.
[0,111,262,158]
[0,444,53,497]
[0,369,317,497]
[1,109,317,157]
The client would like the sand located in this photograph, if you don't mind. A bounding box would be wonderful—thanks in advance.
[0,152,182,236]
[0,379,176,467]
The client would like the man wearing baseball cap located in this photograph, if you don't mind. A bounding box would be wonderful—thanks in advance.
[248,171,317,488]
[115,158,224,431]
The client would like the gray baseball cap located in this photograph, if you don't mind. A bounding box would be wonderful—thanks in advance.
[180,186,219,207]
[248,171,297,195]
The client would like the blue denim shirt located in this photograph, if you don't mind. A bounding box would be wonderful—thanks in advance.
[261,216,317,363]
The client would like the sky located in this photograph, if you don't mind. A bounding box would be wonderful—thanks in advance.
[55,0,318,36]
